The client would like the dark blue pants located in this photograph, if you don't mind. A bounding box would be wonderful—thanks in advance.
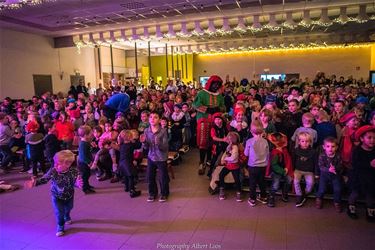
[78,162,91,191]
[52,196,73,232]
[316,172,342,203]
[0,145,12,169]
[147,159,169,197]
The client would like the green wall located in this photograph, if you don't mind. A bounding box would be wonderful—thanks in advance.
[150,54,194,86]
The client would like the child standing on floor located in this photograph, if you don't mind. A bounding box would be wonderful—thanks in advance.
[315,137,343,212]
[266,132,293,207]
[170,104,185,151]
[181,103,192,147]
[292,132,317,207]
[218,132,242,202]
[24,150,83,237]
[43,122,61,168]
[140,112,169,202]
[244,120,269,207]
[347,125,375,222]
[229,110,248,143]
[77,125,95,194]
[207,113,228,178]
[118,130,142,198]
[25,121,45,177]
[138,110,150,134]
[338,112,360,177]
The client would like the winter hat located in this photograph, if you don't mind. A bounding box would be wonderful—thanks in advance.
[339,112,357,125]
[26,121,39,133]
[355,125,375,141]
[356,96,368,104]
[67,98,76,104]
[268,132,288,148]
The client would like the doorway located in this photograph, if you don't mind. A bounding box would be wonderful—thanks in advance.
[33,75,53,96]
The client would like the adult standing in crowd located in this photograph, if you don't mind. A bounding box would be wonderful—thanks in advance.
[193,75,225,175]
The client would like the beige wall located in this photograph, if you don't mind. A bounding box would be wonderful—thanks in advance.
[100,46,126,74]
[193,46,372,82]
[0,28,97,99]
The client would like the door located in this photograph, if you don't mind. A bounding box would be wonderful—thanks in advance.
[33,75,53,96]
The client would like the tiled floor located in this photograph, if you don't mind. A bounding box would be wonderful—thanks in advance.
[1,149,375,250]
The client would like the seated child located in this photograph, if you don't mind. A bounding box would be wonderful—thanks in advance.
[292,132,317,207]
[266,132,293,207]
[218,132,242,202]
[138,110,150,134]
[170,104,185,151]
[291,112,318,148]
[24,150,83,237]
[315,137,343,213]
[229,110,248,143]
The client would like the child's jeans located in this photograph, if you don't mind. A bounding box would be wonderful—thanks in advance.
[78,162,91,191]
[0,145,12,169]
[248,167,267,200]
[52,196,73,232]
[147,159,169,197]
[316,172,342,203]
[271,173,292,195]
[293,170,315,196]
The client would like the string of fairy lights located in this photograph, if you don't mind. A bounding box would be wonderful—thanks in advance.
[73,4,375,55]
[0,0,55,10]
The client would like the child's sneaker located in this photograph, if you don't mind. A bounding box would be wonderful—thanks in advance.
[248,199,256,207]
[236,192,242,202]
[295,196,306,208]
[159,196,167,202]
[130,190,141,198]
[219,188,225,200]
[110,176,119,183]
[56,231,64,237]
[198,163,205,175]
[347,205,358,219]
[267,195,275,207]
[334,203,342,213]
[315,198,323,209]
[281,193,289,202]
[147,196,155,202]
[256,195,267,204]
[366,208,375,223]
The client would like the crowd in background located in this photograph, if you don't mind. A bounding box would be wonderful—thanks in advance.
[1,72,375,231]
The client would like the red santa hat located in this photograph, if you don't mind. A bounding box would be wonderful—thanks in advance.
[26,121,39,133]
[339,112,356,125]
[355,125,375,141]
[204,75,223,91]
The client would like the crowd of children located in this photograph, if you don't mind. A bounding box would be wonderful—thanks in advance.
[0,72,374,237]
